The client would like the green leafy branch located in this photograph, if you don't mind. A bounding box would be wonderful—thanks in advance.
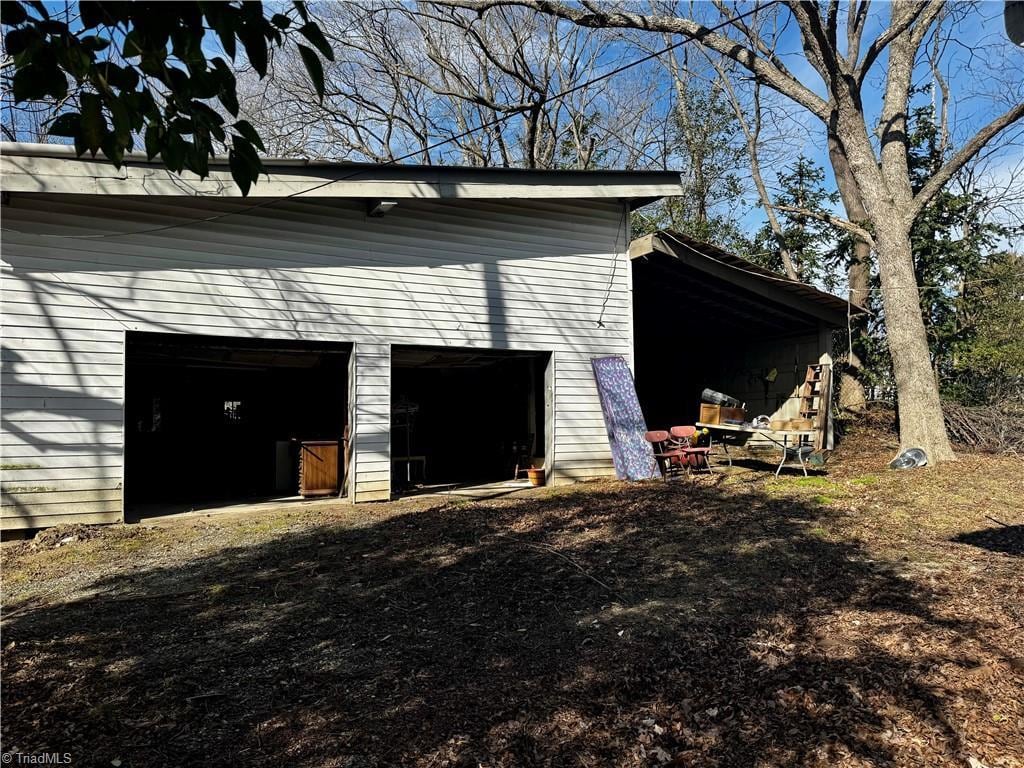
[1,0,334,194]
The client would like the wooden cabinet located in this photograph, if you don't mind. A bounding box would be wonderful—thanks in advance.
[299,440,339,497]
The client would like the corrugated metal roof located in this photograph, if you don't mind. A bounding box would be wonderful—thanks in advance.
[630,230,868,321]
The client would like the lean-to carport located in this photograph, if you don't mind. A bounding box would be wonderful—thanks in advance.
[630,232,866,442]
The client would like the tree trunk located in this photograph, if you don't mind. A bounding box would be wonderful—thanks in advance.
[837,327,868,413]
[822,53,956,461]
[827,72,954,461]
[828,132,869,413]
[872,217,956,461]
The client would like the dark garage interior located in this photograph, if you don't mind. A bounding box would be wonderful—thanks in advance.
[125,332,350,512]
[391,346,549,493]
[631,234,840,430]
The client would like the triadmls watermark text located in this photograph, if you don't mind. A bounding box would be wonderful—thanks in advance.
[1,752,74,765]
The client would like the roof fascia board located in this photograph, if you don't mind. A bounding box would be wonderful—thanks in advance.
[645,233,850,326]
[0,152,682,201]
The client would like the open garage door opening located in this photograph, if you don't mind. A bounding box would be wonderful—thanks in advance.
[391,346,551,495]
[125,332,351,516]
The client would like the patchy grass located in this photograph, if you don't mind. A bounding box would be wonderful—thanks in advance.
[765,475,835,495]
[786,475,834,488]
[849,474,879,486]
[223,514,305,543]
[2,429,1022,768]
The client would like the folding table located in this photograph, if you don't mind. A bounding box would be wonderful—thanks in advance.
[695,422,817,476]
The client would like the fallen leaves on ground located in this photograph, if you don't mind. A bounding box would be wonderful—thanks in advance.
[1,423,1022,767]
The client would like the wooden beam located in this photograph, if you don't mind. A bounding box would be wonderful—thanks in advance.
[634,259,813,333]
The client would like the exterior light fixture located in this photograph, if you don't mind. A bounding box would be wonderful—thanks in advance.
[367,199,398,217]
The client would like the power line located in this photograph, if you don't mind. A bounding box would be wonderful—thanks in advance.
[2,2,776,241]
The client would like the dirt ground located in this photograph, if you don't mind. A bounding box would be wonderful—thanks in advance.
[2,422,1022,768]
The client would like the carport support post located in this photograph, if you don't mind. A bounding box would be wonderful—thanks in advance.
[348,343,392,502]
[818,322,835,451]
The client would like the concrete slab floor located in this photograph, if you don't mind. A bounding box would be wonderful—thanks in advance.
[130,494,348,527]
[130,479,538,526]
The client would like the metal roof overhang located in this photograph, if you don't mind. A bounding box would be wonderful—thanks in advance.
[630,231,867,331]
[0,143,681,206]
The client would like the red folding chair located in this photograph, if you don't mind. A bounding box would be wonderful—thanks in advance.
[669,426,714,475]
[644,430,688,479]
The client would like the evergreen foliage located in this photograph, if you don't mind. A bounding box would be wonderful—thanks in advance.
[750,155,845,292]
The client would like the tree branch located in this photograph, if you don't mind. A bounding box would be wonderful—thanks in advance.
[855,0,939,84]
[910,100,1024,221]
[826,0,839,54]
[768,202,876,246]
[432,0,832,120]
[709,0,791,75]
[785,0,841,85]
[845,0,869,66]
[928,21,950,159]
[703,49,800,280]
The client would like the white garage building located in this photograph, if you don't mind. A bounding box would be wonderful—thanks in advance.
[1,143,681,530]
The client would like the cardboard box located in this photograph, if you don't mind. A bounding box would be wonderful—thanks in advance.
[699,403,721,424]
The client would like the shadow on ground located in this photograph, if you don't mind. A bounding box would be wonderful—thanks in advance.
[0,481,1002,767]
[953,524,1024,557]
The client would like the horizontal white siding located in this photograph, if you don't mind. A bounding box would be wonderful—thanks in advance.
[349,343,391,502]
[1,194,631,528]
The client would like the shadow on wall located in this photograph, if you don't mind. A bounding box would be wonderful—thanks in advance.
[0,350,124,452]
[1,345,124,527]
[0,482,994,766]
[1,196,624,274]
[3,192,637,530]
[2,194,629,360]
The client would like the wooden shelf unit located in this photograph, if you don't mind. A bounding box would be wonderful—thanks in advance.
[798,363,832,450]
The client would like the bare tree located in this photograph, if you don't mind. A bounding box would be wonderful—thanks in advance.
[436,0,1024,462]
[236,2,664,169]
[703,55,800,280]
